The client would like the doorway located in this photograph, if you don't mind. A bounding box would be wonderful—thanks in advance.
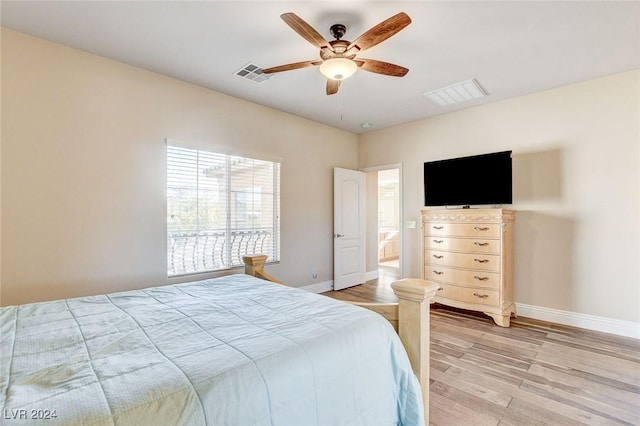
[376,168,401,284]
[363,164,402,286]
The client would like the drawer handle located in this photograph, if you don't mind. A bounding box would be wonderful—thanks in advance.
[474,275,489,281]
[474,242,489,247]
[433,239,444,244]
[433,226,444,230]
[473,293,489,299]
[433,270,444,275]
[474,226,490,231]
[474,258,489,263]
[433,254,444,259]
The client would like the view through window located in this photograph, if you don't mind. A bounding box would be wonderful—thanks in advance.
[167,145,280,276]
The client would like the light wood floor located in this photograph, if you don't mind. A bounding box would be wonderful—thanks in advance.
[322,277,640,426]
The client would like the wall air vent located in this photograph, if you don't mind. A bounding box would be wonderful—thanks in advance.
[234,63,272,83]
[423,78,488,106]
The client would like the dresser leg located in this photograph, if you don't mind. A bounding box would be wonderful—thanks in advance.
[486,312,511,327]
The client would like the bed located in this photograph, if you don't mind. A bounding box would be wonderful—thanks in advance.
[1,258,438,425]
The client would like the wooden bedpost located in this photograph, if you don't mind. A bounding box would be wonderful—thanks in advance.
[242,254,268,277]
[391,278,439,426]
[242,254,286,285]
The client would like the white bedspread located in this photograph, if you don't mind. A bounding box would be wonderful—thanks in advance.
[0,274,423,425]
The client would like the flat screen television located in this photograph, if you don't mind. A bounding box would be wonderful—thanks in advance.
[424,150,512,207]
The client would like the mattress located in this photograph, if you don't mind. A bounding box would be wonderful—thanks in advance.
[0,274,423,425]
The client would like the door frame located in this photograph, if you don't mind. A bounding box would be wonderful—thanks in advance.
[361,163,404,280]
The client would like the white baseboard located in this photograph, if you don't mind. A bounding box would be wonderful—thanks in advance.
[301,271,379,294]
[300,280,333,294]
[516,303,640,339]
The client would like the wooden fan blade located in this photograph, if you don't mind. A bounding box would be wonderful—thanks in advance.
[262,60,322,74]
[347,12,411,52]
[281,13,334,51]
[326,79,341,95]
[355,59,409,77]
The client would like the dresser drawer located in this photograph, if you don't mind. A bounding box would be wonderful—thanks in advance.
[425,250,500,272]
[425,223,501,238]
[425,236,499,254]
[425,265,500,290]
[435,283,499,307]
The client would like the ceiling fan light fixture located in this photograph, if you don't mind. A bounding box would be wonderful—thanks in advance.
[319,58,358,81]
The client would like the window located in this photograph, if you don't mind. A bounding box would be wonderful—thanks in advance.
[167,145,280,276]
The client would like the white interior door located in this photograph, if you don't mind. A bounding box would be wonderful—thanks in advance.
[333,167,366,290]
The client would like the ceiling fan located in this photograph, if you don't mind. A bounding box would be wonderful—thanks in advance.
[263,12,411,95]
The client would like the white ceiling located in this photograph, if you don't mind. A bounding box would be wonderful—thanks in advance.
[2,1,639,134]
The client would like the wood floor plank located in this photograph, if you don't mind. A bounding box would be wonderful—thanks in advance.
[506,397,595,426]
[431,350,525,388]
[321,279,640,426]
[435,367,514,407]
[429,391,500,426]
[462,345,532,371]
[431,329,475,349]
[545,332,640,362]
[528,361,640,409]
[535,341,640,386]
[479,329,543,353]
[519,380,639,425]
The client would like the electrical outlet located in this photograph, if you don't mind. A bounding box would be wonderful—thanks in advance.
[312,267,318,279]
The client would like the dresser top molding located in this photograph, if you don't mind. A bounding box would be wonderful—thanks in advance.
[421,208,516,223]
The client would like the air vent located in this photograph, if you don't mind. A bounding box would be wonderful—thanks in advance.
[234,63,272,83]
[423,78,488,106]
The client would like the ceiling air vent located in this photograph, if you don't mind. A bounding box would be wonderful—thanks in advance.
[423,78,488,106]
[234,63,272,83]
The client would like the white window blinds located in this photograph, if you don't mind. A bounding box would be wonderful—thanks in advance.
[167,145,280,276]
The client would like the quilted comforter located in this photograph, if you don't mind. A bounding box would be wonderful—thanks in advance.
[0,274,423,425]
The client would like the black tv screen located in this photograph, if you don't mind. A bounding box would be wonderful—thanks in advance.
[424,151,512,207]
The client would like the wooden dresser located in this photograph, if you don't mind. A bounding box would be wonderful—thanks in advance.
[421,208,516,327]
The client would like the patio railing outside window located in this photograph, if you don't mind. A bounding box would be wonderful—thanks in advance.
[168,229,273,276]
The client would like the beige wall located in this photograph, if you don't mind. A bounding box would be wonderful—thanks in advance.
[1,29,358,305]
[359,70,640,323]
[2,28,639,326]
